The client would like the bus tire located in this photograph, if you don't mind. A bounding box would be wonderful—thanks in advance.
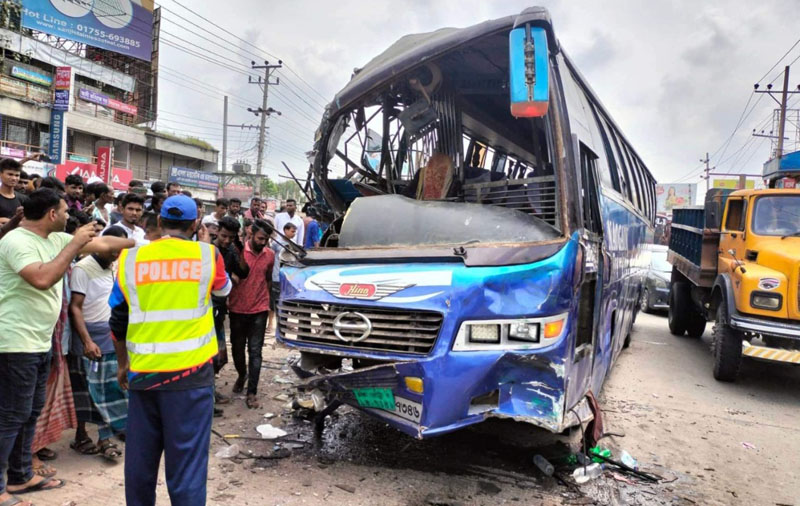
[712,300,742,382]
[686,310,707,338]
[668,282,689,336]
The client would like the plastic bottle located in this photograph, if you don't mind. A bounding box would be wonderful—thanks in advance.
[620,450,638,470]
[572,463,604,484]
[533,454,554,476]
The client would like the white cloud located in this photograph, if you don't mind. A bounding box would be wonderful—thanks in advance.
[155,0,800,187]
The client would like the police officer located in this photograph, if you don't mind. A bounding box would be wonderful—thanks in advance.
[110,195,231,506]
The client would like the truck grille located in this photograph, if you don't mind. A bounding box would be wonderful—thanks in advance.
[278,300,443,355]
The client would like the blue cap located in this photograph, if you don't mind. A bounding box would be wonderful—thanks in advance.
[160,195,198,221]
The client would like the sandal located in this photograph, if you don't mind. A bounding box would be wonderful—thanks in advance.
[0,496,31,506]
[70,437,99,455]
[8,476,66,494]
[246,394,260,409]
[32,461,57,478]
[97,440,122,460]
[36,448,57,461]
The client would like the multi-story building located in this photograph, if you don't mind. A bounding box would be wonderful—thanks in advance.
[0,1,218,198]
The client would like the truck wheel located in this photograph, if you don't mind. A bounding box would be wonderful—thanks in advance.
[668,282,689,336]
[712,300,742,382]
[639,288,651,314]
[686,310,707,338]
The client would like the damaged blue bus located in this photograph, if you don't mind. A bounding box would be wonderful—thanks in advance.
[277,6,656,438]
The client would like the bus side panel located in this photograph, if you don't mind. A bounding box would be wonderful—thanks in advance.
[591,193,650,395]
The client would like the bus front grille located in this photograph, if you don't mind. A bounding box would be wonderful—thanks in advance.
[278,300,443,355]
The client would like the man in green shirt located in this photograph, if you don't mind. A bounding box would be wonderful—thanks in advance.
[0,188,134,505]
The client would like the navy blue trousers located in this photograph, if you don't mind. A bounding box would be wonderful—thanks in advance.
[125,386,213,506]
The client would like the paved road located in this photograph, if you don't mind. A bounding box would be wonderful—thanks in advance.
[602,311,800,505]
[29,313,800,505]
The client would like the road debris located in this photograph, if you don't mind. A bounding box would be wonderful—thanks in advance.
[533,454,554,476]
[215,444,240,459]
[741,442,757,450]
[572,463,604,484]
[256,424,288,439]
[335,483,356,493]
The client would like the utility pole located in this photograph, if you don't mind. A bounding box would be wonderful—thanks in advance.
[700,152,713,191]
[248,60,283,194]
[222,95,228,174]
[754,65,800,159]
[776,66,790,159]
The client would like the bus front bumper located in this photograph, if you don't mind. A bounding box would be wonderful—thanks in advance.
[294,348,593,439]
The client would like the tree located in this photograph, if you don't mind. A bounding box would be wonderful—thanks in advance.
[259,177,278,197]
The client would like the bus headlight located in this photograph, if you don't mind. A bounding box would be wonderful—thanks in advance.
[453,313,568,351]
[468,324,501,344]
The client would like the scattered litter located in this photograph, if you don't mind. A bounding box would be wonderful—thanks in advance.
[589,446,612,463]
[533,454,554,476]
[263,412,275,419]
[741,442,756,450]
[294,398,314,409]
[311,389,326,411]
[641,341,668,346]
[610,471,636,485]
[620,450,638,470]
[572,463,604,484]
[273,393,290,402]
[215,444,240,459]
[335,484,356,494]
[273,375,294,384]
[256,424,288,439]
[651,393,659,399]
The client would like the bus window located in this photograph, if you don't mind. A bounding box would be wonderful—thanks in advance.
[579,143,602,234]
[621,143,643,213]
[605,122,633,203]
[587,102,621,192]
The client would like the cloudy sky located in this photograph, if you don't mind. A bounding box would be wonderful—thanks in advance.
[154,0,800,192]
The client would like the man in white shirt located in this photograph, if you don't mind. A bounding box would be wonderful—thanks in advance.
[273,198,304,246]
[201,198,228,239]
[116,193,147,246]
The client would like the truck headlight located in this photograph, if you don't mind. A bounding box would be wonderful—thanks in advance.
[654,278,668,289]
[453,313,568,351]
[751,292,782,311]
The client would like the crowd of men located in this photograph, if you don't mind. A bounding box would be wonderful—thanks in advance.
[0,156,323,506]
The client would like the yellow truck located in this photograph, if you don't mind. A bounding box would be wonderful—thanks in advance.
[667,188,800,381]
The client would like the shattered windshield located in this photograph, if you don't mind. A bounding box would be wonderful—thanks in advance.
[317,32,562,238]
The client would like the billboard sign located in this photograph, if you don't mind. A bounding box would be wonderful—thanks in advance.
[53,66,71,111]
[168,166,220,191]
[712,179,756,190]
[656,183,696,214]
[11,66,52,86]
[78,88,137,115]
[47,109,66,164]
[96,145,112,183]
[21,0,154,62]
[52,161,132,191]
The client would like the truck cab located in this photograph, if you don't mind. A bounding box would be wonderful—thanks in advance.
[668,188,800,381]
[718,189,800,323]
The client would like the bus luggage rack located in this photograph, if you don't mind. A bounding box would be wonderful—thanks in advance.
[278,300,443,355]
[463,176,559,227]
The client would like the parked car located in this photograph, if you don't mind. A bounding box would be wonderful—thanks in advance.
[640,244,671,313]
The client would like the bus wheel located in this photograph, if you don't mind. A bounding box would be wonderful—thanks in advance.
[668,282,689,336]
[686,310,707,338]
[712,300,742,382]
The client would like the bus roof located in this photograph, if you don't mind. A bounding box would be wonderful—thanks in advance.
[329,7,557,115]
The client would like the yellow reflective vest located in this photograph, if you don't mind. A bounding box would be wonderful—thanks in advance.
[118,238,218,373]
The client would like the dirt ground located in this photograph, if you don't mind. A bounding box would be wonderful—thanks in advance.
[30,313,800,505]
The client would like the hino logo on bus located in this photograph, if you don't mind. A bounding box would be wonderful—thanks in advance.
[339,283,377,298]
[758,278,780,291]
[332,312,373,343]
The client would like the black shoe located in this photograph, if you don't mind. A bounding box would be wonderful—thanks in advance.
[232,376,245,394]
[213,407,224,418]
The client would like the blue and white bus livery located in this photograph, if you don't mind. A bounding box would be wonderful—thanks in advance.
[277,6,656,439]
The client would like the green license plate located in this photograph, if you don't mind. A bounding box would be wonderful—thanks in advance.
[352,387,395,410]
